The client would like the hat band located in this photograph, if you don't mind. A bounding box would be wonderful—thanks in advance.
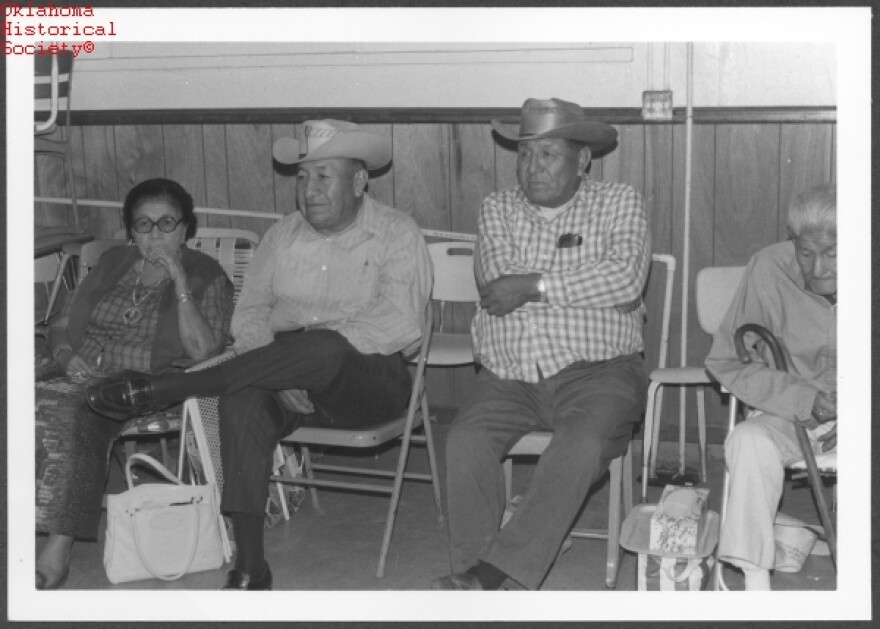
[519,107,584,136]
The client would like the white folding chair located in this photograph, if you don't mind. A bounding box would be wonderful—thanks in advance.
[178,352,239,563]
[641,266,746,500]
[502,253,676,589]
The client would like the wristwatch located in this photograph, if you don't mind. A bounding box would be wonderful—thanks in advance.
[536,277,547,302]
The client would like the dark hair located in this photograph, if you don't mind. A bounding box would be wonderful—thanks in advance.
[122,178,197,240]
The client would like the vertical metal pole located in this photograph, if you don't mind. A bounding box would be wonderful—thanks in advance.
[678,43,695,474]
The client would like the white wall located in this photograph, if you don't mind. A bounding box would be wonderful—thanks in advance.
[72,41,836,111]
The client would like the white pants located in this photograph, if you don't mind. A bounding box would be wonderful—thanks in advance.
[718,410,835,571]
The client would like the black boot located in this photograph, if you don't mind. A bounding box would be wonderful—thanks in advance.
[86,372,157,421]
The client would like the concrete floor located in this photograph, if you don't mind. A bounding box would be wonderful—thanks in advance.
[36,413,837,594]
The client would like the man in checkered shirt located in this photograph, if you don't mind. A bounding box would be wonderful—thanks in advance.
[433,98,652,590]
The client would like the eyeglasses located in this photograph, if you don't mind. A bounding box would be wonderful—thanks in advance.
[132,216,184,234]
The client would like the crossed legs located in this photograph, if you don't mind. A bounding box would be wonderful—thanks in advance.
[213,330,412,587]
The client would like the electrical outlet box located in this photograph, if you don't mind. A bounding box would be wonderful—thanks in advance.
[642,90,674,121]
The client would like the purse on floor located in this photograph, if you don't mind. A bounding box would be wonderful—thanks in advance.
[620,498,720,591]
[104,453,224,584]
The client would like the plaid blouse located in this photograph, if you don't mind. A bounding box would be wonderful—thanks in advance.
[473,177,652,382]
[64,263,232,374]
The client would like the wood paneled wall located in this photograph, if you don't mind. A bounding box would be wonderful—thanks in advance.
[35,116,836,443]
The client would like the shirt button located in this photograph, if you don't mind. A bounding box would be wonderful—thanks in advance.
[321,265,327,271]
[312,316,318,321]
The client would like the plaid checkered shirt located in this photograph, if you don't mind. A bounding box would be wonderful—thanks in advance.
[472,177,652,382]
[68,265,232,374]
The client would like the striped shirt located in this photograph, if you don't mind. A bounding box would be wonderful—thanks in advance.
[473,177,652,382]
[231,194,433,357]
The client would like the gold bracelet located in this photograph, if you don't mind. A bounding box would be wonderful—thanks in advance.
[177,291,193,303]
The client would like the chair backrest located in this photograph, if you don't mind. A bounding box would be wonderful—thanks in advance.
[649,253,676,371]
[422,231,480,334]
[427,240,480,328]
[34,51,74,135]
[78,239,128,278]
[695,266,746,335]
[186,228,260,303]
[34,254,61,284]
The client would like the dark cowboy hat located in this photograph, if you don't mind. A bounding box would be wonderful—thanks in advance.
[491,97,617,151]
[273,119,391,171]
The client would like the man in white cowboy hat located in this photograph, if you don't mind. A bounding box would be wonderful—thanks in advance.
[433,98,652,590]
[87,119,432,590]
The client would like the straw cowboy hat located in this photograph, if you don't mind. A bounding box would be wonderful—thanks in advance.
[273,119,391,170]
[491,97,617,152]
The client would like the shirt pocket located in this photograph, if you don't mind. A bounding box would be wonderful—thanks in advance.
[553,241,592,271]
[323,246,380,316]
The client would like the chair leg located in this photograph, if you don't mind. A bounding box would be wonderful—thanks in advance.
[273,445,291,522]
[642,381,661,502]
[793,424,837,570]
[376,402,419,578]
[678,388,687,476]
[45,252,72,324]
[503,458,514,503]
[159,436,172,472]
[605,454,624,589]
[696,386,708,483]
[419,393,444,520]
[713,394,739,591]
[300,445,321,511]
[622,443,633,514]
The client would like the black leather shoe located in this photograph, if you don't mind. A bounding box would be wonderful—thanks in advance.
[222,566,273,591]
[86,372,156,421]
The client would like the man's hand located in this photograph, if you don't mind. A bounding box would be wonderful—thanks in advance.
[278,388,315,414]
[818,423,837,452]
[479,273,541,317]
[811,390,837,424]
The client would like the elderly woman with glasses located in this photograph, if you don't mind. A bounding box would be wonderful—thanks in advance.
[35,178,234,589]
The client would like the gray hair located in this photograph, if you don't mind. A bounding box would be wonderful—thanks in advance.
[787,184,836,237]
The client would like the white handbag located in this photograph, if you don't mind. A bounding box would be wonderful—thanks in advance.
[104,453,225,584]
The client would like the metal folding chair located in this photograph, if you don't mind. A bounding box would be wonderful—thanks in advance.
[641,266,746,500]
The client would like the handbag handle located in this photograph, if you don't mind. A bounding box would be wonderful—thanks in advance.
[130,498,202,581]
[124,452,200,580]
[661,556,700,583]
[125,452,181,489]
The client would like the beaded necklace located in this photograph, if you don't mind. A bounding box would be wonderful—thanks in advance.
[122,259,166,325]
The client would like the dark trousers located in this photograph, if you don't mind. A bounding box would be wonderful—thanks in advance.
[444,353,647,590]
[217,329,411,516]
